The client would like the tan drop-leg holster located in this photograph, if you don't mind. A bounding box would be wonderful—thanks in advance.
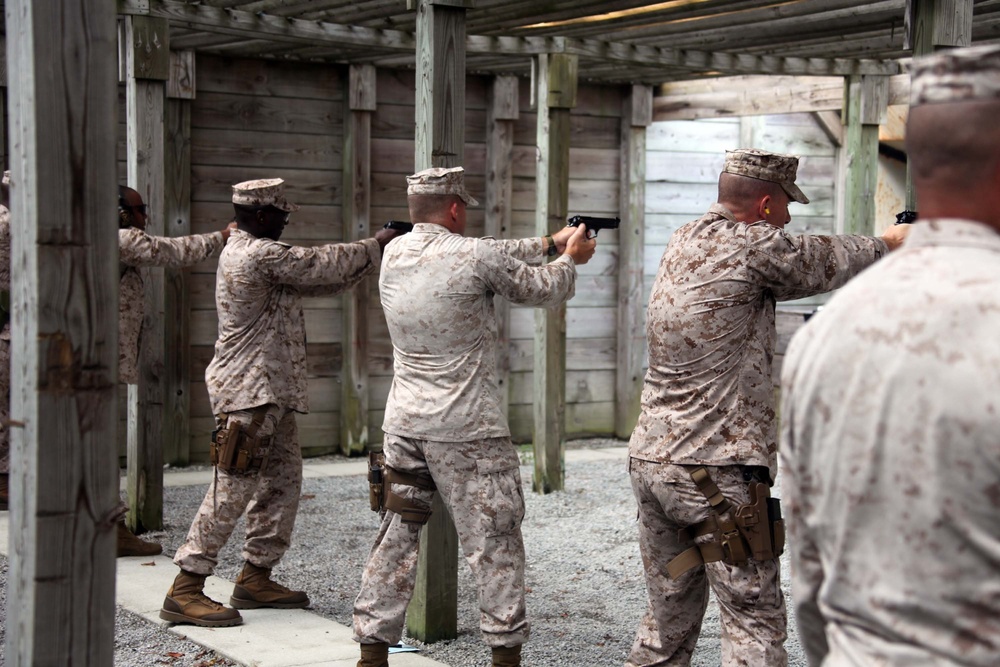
[366,451,437,525]
[666,466,785,579]
[211,408,274,474]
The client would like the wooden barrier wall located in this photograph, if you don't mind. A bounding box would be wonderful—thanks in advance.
[113,53,837,463]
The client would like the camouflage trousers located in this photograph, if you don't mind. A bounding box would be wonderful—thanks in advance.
[627,459,787,667]
[0,326,9,473]
[353,435,529,648]
[174,406,301,575]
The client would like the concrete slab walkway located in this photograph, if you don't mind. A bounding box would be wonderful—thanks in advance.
[1,446,628,667]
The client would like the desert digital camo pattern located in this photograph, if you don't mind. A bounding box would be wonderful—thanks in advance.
[379,223,575,441]
[722,149,810,204]
[627,460,786,666]
[231,178,300,212]
[205,229,380,415]
[406,166,479,206]
[630,203,888,480]
[910,43,1000,106]
[0,205,9,474]
[781,219,1000,666]
[354,435,529,648]
[174,406,303,574]
[118,226,225,384]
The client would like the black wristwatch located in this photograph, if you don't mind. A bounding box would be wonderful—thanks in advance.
[545,234,557,256]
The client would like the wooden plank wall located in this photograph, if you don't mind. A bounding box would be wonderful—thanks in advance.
[644,113,838,385]
[368,70,623,447]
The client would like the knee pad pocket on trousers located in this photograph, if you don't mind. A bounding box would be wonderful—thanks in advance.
[476,456,525,538]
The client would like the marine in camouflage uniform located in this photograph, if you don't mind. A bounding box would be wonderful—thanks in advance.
[626,150,909,667]
[352,166,596,667]
[115,185,231,557]
[781,45,1000,667]
[163,178,393,629]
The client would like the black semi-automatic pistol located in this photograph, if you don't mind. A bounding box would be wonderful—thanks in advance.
[895,210,918,225]
[383,220,413,232]
[567,215,620,238]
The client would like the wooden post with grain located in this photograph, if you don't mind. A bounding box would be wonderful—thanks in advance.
[6,0,120,661]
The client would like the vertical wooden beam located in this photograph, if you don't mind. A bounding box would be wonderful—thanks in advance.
[615,85,651,439]
[485,75,518,418]
[163,51,194,466]
[6,0,119,662]
[904,0,973,208]
[341,63,376,457]
[533,52,577,494]
[125,14,170,532]
[407,0,466,643]
[842,75,887,236]
[413,0,466,169]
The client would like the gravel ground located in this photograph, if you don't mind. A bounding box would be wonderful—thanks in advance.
[0,438,806,666]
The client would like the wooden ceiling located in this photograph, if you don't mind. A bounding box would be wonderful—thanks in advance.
[111,0,1000,85]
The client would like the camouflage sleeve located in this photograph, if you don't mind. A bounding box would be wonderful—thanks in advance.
[474,238,576,307]
[0,207,10,291]
[260,237,381,295]
[118,227,224,268]
[743,225,888,301]
[491,237,544,265]
[780,330,830,665]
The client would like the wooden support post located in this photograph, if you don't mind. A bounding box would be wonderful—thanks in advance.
[125,14,170,532]
[615,85,651,439]
[533,52,577,494]
[341,63,376,456]
[163,50,195,466]
[842,75,888,236]
[406,0,466,643]
[904,0,973,208]
[485,75,519,418]
[6,1,119,662]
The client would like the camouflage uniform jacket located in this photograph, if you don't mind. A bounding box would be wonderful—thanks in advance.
[781,219,1000,666]
[379,223,576,442]
[119,227,225,385]
[206,229,381,415]
[630,203,888,478]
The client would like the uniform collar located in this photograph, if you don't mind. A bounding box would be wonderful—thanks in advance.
[906,218,1000,252]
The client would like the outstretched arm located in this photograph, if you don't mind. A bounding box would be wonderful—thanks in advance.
[119,226,228,269]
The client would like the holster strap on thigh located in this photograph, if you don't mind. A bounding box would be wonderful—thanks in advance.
[383,467,436,525]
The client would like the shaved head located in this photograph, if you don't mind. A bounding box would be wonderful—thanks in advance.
[407,193,463,223]
[907,100,1000,191]
[718,172,784,206]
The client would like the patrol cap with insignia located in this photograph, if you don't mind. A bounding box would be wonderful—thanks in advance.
[722,148,809,205]
[231,178,299,212]
[910,44,1000,106]
[406,166,479,206]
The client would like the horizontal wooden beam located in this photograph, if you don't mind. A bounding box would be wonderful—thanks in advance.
[120,0,899,78]
[120,0,417,50]
[652,73,909,121]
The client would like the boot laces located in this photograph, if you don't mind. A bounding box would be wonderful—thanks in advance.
[192,590,226,611]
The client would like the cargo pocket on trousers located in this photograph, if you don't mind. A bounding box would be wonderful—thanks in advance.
[477,455,526,538]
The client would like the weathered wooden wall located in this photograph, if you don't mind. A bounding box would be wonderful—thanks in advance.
[113,52,839,463]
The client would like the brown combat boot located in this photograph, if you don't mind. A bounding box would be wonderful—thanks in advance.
[357,642,389,667]
[492,644,522,667]
[160,570,243,627]
[230,561,310,609]
[0,472,8,511]
[116,520,163,557]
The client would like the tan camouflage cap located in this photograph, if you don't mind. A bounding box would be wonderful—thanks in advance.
[722,148,809,205]
[231,178,299,212]
[910,44,1000,106]
[406,166,479,206]
[1,171,8,187]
